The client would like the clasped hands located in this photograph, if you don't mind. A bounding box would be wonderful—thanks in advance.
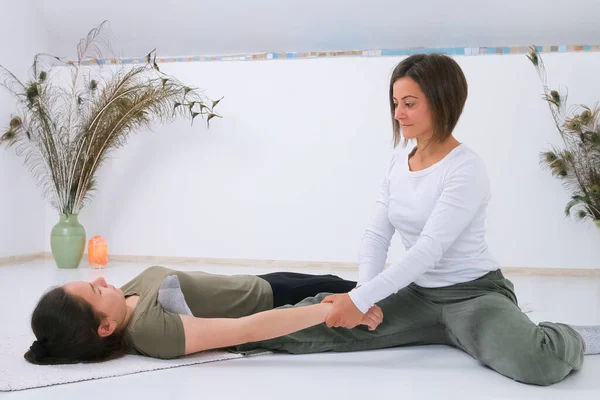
[321,293,383,330]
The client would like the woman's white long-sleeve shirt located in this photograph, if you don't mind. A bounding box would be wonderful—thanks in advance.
[349,144,500,314]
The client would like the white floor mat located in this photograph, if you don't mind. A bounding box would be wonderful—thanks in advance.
[0,333,248,391]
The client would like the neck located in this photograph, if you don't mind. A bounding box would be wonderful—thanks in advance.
[117,297,138,332]
[414,134,459,160]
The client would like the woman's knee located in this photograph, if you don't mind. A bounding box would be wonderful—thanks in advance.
[468,312,575,385]
[482,347,574,386]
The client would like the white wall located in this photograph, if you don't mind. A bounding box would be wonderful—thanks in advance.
[41,51,600,270]
[0,0,48,257]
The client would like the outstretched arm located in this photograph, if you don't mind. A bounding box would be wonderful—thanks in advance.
[182,303,382,355]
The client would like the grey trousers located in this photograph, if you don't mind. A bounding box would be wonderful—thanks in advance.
[234,270,585,386]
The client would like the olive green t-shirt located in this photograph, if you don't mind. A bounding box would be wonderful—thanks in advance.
[119,266,273,359]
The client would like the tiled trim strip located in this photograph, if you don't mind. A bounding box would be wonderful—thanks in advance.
[72,45,599,65]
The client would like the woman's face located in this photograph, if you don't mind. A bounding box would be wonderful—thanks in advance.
[64,277,127,336]
[392,76,434,141]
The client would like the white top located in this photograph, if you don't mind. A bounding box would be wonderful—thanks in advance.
[348,144,499,314]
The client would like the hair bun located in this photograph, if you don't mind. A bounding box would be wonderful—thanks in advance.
[30,340,48,359]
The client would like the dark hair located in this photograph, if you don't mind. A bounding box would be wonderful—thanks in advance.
[389,53,468,148]
[24,286,125,365]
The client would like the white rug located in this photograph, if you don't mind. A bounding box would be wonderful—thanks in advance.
[0,333,251,391]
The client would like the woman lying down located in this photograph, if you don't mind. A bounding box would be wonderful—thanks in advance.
[25,265,380,363]
[24,263,600,387]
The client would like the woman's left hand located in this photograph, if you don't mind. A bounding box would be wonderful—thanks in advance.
[321,293,365,329]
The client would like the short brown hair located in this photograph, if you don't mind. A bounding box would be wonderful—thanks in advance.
[389,53,468,148]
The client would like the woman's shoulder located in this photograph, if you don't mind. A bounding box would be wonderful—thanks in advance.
[125,306,185,359]
[446,145,488,175]
[441,145,491,195]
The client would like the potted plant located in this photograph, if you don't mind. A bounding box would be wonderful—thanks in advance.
[527,46,600,228]
[0,22,222,268]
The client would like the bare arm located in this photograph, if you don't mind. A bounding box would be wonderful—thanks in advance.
[181,303,382,355]
[181,303,333,355]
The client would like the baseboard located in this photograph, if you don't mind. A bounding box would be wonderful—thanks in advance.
[0,253,47,267]
[5,252,600,278]
[502,266,600,278]
[38,252,361,270]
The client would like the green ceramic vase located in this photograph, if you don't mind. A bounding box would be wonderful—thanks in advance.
[50,214,86,269]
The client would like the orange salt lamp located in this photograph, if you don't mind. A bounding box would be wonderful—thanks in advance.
[88,235,108,268]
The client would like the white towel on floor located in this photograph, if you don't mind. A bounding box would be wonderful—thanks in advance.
[0,333,252,391]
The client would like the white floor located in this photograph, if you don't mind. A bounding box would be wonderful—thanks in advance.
[1,260,600,400]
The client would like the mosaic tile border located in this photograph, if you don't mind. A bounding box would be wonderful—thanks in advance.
[73,45,600,65]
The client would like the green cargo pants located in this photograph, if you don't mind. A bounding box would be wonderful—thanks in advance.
[235,270,584,386]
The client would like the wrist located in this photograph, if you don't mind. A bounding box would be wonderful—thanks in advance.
[320,303,334,320]
[348,289,370,314]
